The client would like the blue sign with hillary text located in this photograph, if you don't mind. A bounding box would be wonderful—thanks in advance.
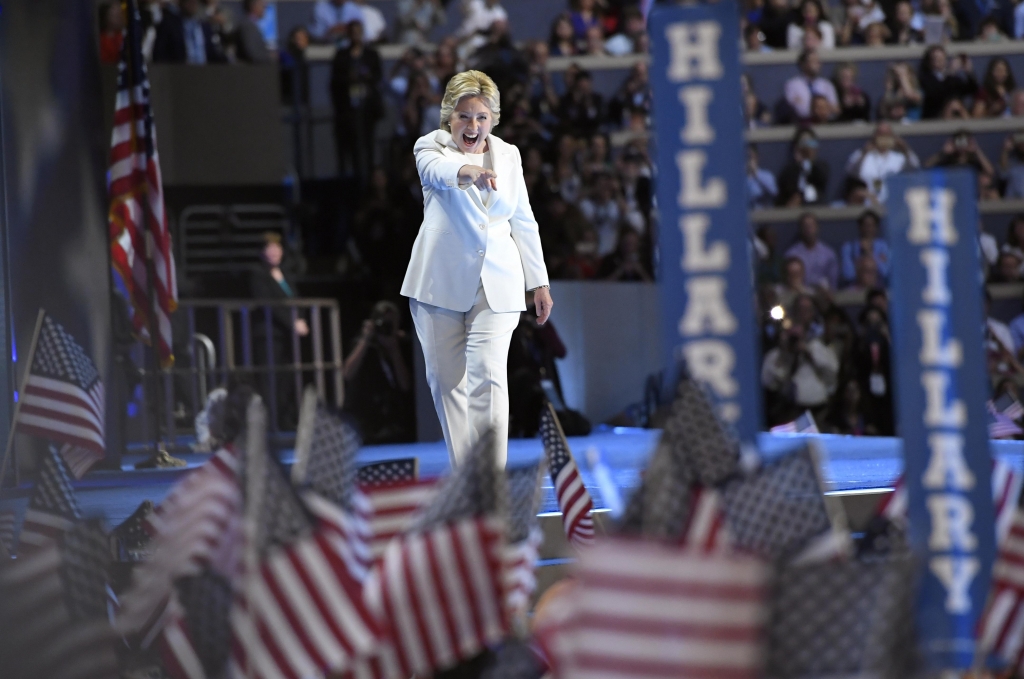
[885,169,995,669]
[649,0,761,444]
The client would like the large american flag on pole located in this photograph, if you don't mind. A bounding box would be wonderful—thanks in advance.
[539,404,594,548]
[15,314,105,478]
[108,0,177,366]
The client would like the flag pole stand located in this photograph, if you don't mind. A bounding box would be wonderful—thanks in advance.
[0,308,46,487]
[133,237,185,471]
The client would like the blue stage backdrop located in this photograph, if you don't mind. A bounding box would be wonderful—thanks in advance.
[649,0,761,444]
[885,169,995,669]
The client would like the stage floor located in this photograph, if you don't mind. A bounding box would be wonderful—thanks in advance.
[4,429,1024,535]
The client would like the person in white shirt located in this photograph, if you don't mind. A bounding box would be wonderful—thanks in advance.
[348,0,387,42]
[844,122,919,203]
[456,0,508,55]
[786,0,837,49]
[309,0,360,41]
[784,49,839,121]
[403,71,551,468]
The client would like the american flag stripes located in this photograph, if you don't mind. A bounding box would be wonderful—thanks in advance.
[108,0,177,366]
[769,411,820,435]
[17,446,82,555]
[15,314,105,478]
[358,458,440,559]
[0,520,120,679]
[989,402,1024,440]
[979,507,1024,672]
[539,404,595,547]
[994,393,1024,423]
[0,509,14,555]
[539,539,769,679]
[231,397,379,679]
[681,486,731,551]
[504,461,547,624]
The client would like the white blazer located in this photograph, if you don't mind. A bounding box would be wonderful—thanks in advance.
[401,129,550,313]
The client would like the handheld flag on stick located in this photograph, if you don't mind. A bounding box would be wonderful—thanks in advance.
[539,404,594,548]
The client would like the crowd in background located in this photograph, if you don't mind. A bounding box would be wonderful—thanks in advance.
[96,0,1024,437]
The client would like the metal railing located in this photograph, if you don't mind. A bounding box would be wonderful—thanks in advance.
[137,297,344,442]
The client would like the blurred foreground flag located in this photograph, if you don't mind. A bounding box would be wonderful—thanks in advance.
[539,540,769,679]
[17,445,82,555]
[540,404,595,548]
[15,313,105,478]
[357,457,439,559]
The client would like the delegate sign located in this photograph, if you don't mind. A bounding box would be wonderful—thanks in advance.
[885,169,995,669]
[649,0,761,444]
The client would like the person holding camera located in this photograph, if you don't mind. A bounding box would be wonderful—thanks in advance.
[343,301,414,443]
[761,304,839,427]
[924,129,996,181]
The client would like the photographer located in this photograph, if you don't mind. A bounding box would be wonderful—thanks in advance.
[343,301,414,443]
[761,311,839,426]
[924,129,996,182]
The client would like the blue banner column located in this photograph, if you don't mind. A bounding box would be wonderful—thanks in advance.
[649,0,762,445]
[885,169,995,669]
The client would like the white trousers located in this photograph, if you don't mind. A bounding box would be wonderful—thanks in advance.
[410,284,520,468]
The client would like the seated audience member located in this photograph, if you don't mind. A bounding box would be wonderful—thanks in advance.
[977,15,1009,41]
[785,212,839,290]
[1008,291,1024,357]
[843,254,880,291]
[919,0,958,41]
[568,0,602,47]
[787,0,837,48]
[1012,89,1024,116]
[98,1,125,64]
[924,129,996,184]
[747,144,778,209]
[549,12,577,56]
[742,73,773,128]
[992,250,1024,283]
[560,226,602,280]
[973,57,1017,118]
[759,0,792,48]
[835,0,886,44]
[1002,215,1024,266]
[783,49,839,122]
[845,122,920,203]
[582,23,606,54]
[609,62,652,129]
[940,97,971,119]
[792,293,825,339]
[396,0,446,45]
[834,177,874,207]
[761,316,839,425]
[605,6,646,55]
[153,0,227,63]
[863,21,890,45]
[887,0,924,44]
[878,95,911,123]
[986,293,1021,378]
[744,22,771,52]
[853,305,894,435]
[799,24,825,50]
[343,301,414,444]
[456,0,507,55]
[840,210,890,285]
[919,46,978,119]
[755,225,782,284]
[235,0,271,64]
[776,256,814,309]
[776,129,830,207]
[808,94,835,124]
[833,62,870,122]
[558,70,605,138]
[1003,135,1024,198]
[309,0,355,42]
[580,173,643,257]
[881,61,923,120]
[598,229,653,282]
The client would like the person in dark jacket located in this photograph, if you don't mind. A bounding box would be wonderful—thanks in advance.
[330,19,383,188]
[776,128,831,206]
[152,0,227,64]
[918,45,977,119]
[235,0,272,64]
[250,232,308,428]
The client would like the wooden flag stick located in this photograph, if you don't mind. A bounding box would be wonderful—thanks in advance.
[0,309,46,488]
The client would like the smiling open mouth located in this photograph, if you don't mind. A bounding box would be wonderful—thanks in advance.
[463,133,479,148]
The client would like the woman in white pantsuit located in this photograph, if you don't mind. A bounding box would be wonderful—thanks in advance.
[402,70,553,468]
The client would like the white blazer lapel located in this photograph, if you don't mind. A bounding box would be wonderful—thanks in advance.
[437,131,487,213]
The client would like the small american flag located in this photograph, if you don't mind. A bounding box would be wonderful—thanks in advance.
[681,485,732,551]
[770,411,820,434]
[231,397,379,679]
[108,0,177,366]
[18,446,82,555]
[357,432,511,679]
[995,393,1024,423]
[989,400,1024,439]
[0,509,15,556]
[291,387,362,510]
[978,501,1024,671]
[15,314,105,478]
[357,458,439,559]
[539,404,594,547]
[539,539,769,679]
[0,520,120,679]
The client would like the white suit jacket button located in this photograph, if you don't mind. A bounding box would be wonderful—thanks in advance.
[477,249,484,256]
[478,223,485,230]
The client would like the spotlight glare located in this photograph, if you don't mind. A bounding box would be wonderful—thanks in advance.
[770,305,784,320]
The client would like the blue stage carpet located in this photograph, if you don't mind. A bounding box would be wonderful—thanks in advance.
[3,429,1023,534]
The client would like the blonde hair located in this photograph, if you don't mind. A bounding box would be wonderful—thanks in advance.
[439,70,501,132]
